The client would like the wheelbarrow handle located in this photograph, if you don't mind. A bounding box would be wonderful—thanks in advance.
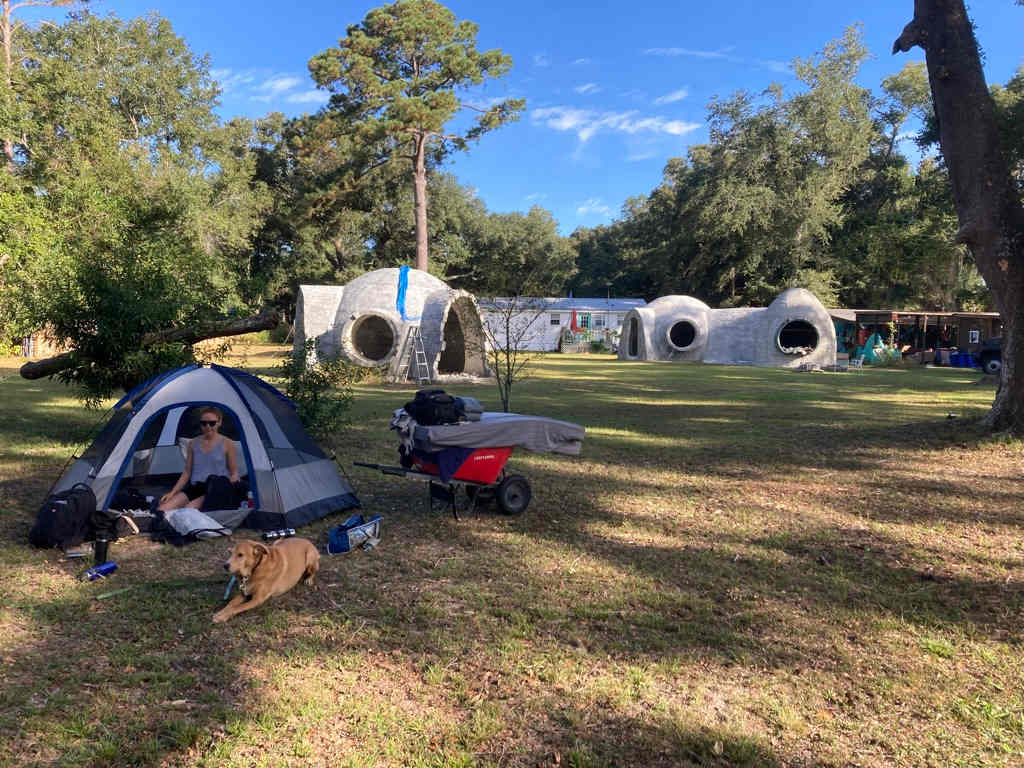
[353,461,383,470]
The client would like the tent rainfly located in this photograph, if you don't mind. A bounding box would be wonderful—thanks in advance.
[51,364,359,530]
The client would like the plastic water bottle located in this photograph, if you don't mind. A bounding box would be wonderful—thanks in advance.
[246,491,255,509]
[83,561,117,581]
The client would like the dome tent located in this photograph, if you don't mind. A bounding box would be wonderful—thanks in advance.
[51,364,359,530]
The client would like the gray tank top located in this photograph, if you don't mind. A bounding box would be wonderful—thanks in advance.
[190,436,229,483]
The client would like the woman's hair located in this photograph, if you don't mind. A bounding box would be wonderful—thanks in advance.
[199,406,222,421]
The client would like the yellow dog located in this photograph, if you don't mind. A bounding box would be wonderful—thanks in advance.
[213,538,319,623]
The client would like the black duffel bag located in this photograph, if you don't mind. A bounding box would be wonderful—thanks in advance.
[404,388,460,426]
[29,483,97,550]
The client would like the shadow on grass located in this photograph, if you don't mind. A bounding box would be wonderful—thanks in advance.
[0,356,1019,765]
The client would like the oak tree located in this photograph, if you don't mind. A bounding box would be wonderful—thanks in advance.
[894,0,1024,432]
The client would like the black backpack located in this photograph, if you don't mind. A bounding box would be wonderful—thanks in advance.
[404,389,460,426]
[29,483,97,550]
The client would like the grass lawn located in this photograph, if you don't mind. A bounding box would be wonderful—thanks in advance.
[1,346,1022,767]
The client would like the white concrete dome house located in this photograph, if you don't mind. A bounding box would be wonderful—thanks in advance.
[294,267,489,380]
[618,287,837,368]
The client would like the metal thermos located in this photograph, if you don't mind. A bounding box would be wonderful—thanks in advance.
[93,538,110,565]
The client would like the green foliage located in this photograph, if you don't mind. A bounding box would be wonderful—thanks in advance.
[0,11,270,403]
[569,26,1014,314]
[308,0,523,156]
[451,206,576,295]
[307,0,524,269]
[278,340,363,441]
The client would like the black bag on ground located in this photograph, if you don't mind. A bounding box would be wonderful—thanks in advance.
[109,486,150,512]
[29,483,96,550]
[404,389,460,426]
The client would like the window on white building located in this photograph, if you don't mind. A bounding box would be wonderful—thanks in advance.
[550,313,561,325]
[593,314,606,329]
[579,313,591,329]
[616,314,625,326]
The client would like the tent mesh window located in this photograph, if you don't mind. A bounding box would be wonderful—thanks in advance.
[224,368,328,468]
[79,408,133,474]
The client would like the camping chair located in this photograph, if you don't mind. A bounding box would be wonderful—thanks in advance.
[848,355,865,372]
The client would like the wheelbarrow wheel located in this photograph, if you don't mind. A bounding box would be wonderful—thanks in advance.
[496,474,531,516]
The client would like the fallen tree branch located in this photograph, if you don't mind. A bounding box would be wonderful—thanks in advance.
[19,309,283,380]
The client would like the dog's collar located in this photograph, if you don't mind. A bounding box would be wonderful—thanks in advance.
[240,548,268,596]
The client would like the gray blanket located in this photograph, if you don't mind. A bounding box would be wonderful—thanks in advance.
[413,412,585,455]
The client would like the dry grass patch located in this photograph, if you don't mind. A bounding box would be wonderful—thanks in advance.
[1,350,1022,766]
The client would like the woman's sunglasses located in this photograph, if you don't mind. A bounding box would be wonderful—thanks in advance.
[199,420,218,427]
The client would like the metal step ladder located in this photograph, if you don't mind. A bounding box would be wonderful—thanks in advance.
[392,326,431,385]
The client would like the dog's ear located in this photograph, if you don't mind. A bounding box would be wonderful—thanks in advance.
[252,541,270,557]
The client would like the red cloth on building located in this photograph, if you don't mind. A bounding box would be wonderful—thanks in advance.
[570,310,581,332]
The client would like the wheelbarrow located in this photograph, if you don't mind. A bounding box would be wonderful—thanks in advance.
[354,409,585,519]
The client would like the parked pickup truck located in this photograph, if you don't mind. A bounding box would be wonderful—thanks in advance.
[979,337,1002,375]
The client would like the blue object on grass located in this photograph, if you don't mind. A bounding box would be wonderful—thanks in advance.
[224,574,237,600]
[83,561,117,581]
[328,514,382,554]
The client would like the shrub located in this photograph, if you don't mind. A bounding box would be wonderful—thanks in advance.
[278,340,364,441]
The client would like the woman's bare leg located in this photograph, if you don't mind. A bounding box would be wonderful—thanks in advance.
[158,491,190,511]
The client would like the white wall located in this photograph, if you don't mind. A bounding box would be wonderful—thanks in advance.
[484,310,628,351]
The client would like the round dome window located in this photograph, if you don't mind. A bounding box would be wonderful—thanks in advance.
[667,320,697,350]
[351,314,395,361]
[777,320,819,355]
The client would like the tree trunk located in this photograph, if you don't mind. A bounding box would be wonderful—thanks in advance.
[1,0,15,171]
[412,132,429,272]
[19,309,282,380]
[894,0,1024,433]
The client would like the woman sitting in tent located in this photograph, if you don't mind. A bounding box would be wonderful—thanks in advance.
[158,406,240,512]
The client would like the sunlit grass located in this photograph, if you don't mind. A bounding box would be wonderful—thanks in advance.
[0,349,1022,766]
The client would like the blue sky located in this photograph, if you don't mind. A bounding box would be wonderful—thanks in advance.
[92,1,1024,233]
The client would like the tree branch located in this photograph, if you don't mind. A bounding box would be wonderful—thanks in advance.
[19,309,283,380]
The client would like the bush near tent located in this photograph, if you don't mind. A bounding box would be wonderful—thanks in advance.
[48,364,359,532]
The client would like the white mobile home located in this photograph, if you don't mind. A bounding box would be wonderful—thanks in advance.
[479,297,647,352]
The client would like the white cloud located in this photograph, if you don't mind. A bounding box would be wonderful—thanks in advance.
[533,53,551,67]
[572,57,591,66]
[577,198,612,217]
[524,192,548,202]
[644,47,729,59]
[211,68,256,93]
[643,47,789,75]
[286,89,327,104]
[253,75,303,101]
[574,83,601,95]
[532,106,700,142]
[626,152,656,162]
[654,88,688,105]
[754,58,788,73]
